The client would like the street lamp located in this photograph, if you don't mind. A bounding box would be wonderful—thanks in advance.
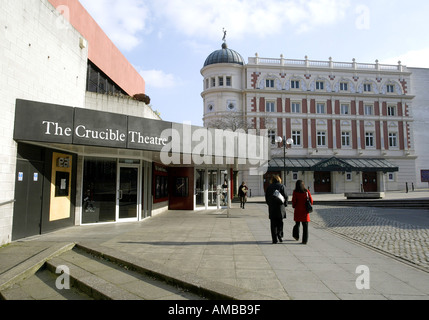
[275,136,294,184]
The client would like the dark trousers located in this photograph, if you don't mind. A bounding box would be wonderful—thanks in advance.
[240,196,246,208]
[270,218,284,243]
[293,222,309,244]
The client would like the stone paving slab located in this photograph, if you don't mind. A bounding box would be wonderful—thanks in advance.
[1,199,429,300]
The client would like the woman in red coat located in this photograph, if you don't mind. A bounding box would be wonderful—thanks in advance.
[292,180,313,244]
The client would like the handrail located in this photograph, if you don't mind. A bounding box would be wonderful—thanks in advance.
[0,200,16,207]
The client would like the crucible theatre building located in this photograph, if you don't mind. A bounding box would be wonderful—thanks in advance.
[0,0,268,244]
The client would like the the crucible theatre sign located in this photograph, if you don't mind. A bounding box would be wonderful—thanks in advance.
[14,99,269,171]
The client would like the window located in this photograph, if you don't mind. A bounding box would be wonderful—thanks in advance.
[205,79,209,89]
[388,106,396,116]
[340,82,349,91]
[211,78,216,87]
[291,80,300,89]
[365,105,373,115]
[389,133,398,148]
[342,132,351,147]
[317,131,326,147]
[346,173,353,181]
[86,61,126,96]
[388,173,395,181]
[341,104,349,115]
[268,130,276,145]
[316,81,324,90]
[364,83,372,92]
[219,77,224,86]
[82,157,117,224]
[266,79,275,88]
[387,84,395,93]
[365,132,374,147]
[292,172,298,181]
[292,131,301,146]
[226,77,232,86]
[291,102,301,113]
[316,103,325,114]
[266,101,275,113]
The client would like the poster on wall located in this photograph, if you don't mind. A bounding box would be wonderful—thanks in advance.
[153,163,168,203]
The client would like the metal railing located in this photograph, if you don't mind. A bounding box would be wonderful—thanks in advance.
[0,200,16,207]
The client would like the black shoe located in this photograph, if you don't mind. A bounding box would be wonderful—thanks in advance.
[278,236,283,243]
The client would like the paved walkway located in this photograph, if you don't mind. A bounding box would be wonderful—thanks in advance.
[1,192,429,300]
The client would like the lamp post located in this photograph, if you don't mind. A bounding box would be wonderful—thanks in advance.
[275,136,294,184]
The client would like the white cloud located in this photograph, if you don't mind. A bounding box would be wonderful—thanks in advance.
[139,69,182,89]
[79,0,150,51]
[151,0,351,40]
[381,48,429,69]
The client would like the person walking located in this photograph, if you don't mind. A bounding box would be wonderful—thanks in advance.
[221,180,228,206]
[292,180,313,245]
[238,181,248,209]
[265,175,288,244]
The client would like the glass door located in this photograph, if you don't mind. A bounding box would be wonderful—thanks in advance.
[117,165,139,221]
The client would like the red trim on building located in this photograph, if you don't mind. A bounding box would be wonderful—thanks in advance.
[311,119,317,149]
[375,121,381,150]
[48,0,146,96]
[336,120,342,149]
[328,119,333,149]
[383,121,389,150]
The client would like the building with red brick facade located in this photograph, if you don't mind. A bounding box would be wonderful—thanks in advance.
[201,42,425,196]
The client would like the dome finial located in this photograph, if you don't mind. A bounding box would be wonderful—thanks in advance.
[222,28,228,49]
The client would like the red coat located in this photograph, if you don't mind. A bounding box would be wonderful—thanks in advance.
[292,190,313,222]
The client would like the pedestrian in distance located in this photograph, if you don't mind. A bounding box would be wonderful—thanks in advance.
[238,181,248,209]
[265,175,288,244]
[292,180,313,245]
[221,180,228,206]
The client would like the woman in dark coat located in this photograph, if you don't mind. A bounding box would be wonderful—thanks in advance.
[238,181,248,209]
[265,175,288,244]
[292,180,313,244]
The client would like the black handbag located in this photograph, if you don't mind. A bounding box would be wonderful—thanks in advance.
[306,192,313,213]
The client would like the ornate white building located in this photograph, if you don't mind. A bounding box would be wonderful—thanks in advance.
[201,41,429,196]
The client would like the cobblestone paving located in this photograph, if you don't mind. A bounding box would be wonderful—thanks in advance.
[311,206,429,271]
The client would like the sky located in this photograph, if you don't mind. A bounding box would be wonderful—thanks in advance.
[79,0,429,127]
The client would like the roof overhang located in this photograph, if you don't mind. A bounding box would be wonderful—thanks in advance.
[269,157,399,173]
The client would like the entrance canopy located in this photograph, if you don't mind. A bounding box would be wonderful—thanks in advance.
[269,157,399,173]
[13,99,269,172]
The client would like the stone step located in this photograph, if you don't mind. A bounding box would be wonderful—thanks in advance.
[1,247,207,300]
[44,248,206,300]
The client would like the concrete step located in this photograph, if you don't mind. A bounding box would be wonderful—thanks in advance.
[45,248,207,300]
[0,266,92,300]
[1,247,207,300]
